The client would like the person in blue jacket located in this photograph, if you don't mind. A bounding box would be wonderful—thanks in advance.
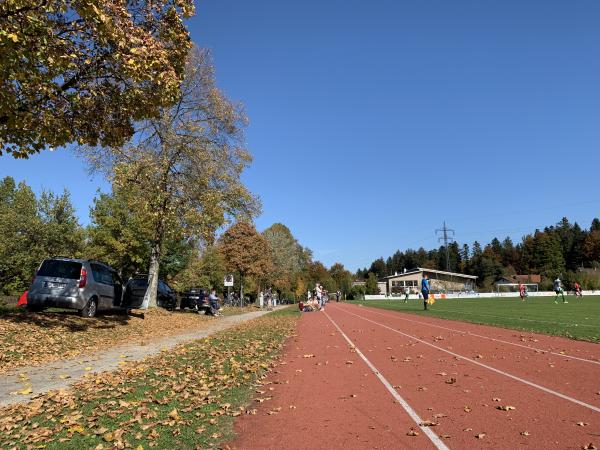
[421,275,430,311]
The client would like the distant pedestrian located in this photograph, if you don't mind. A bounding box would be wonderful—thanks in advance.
[421,275,430,310]
[519,283,528,301]
[404,288,410,303]
[553,278,567,304]
[574,282,583,298]
[335,290,341,302]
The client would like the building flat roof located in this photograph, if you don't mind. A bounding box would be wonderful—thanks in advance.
[381,267,478,280]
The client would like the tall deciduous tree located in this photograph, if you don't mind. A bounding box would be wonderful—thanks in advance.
[262,223,309,296]
[219,222,274,299]
[83,48,259,307]
[1,0,195,157]
[87,188,153,278]
[584,230,600,265]
[0,177,83,294]
[365,272,380,295]
[329,262,353,294]
[169,245,225,292]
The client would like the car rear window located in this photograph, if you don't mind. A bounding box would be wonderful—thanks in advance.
[37,260,82,279]
[129,278,148,288]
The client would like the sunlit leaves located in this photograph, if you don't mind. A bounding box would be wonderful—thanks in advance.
[0,0,195,157]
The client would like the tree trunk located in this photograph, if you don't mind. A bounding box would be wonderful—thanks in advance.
[147,242,161,308]
[239,274,244,304]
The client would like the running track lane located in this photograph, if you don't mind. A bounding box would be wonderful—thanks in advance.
[355,304,600,366]
[339,302,600,409]
[326,302,600,449]
[229,309,447,449]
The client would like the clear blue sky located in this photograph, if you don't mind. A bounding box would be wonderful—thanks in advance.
[2,0,600,271]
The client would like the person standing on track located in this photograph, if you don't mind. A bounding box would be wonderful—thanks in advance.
[315,283,323,311]
[553,277,567,304]
[421,275,430,310]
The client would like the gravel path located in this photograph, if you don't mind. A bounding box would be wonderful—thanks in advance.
[0,309,276,407]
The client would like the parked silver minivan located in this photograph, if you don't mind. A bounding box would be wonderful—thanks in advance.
[27,258,142,317]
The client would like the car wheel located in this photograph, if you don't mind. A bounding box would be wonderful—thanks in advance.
[80,298,98,318]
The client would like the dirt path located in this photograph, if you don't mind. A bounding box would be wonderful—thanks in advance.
[0,309,276,407]
[229,302,599,449]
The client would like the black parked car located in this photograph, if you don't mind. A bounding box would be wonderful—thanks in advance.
[122,276,177,311]
[179,287,217,315]
[179,288,207,310]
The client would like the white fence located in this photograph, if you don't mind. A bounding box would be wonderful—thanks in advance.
[363,290,599,301]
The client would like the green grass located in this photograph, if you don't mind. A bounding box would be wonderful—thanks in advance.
[0,307,300,450]
[350,295,600,343]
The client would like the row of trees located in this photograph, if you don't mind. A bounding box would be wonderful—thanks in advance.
[0,177,354,302]
[2,4,357,305]
[358,217,600,290]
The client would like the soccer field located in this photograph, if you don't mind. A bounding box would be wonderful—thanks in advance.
[351,295,600,343]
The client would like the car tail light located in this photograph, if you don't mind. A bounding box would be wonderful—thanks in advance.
[79,267,87,288]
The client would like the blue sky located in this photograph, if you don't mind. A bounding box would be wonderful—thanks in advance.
[2,0,600,271]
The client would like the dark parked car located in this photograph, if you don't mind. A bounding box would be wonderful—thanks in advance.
[180,288,218,315]
[27,258,127,317]
[122,276,177,311]
[179,288,207,310]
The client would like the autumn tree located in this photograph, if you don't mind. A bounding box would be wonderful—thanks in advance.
[83,48,258,307]
[329,262,353,294]
[0,0,195,157]
[219,222,274,299]
[584,230,600,265]
[262,223,309,297]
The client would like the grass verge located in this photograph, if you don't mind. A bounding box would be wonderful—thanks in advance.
[0,307,300,449]
[0,307,259,374]
[351,295,600,342]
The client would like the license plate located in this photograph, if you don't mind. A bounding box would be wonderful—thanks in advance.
[46,282,66,289]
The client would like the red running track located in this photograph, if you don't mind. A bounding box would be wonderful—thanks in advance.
[228,303,600,450]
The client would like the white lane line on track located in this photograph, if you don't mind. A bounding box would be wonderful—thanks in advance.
[323,311,451,450]
[334,306,600,414]
[354,306,600,366]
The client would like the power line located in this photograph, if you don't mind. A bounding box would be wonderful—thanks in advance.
[435,221,455,271]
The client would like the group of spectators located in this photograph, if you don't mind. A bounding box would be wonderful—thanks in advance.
[299,283,342,313]
[258,287,277,310]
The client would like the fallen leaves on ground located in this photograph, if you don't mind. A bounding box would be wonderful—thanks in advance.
[0,309,299,450]
[496,405,516,411]
[0,308,254,374]
[419,420,438,427]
